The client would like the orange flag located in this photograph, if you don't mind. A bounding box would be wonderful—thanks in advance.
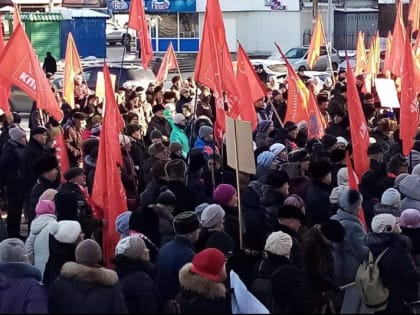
[275,42,309,124]
[92,63,126,268]
[194,0,241,140]
[0,24,63,122]
[13,3,21,31]
[233,44,266,130]
[307,90,325,140]
[355,31,367,75]
[400,32,419,156]
[383,31,393,77]
[389,0,406,77]
[63,33,83,109]
[346,57,370,179]
[345,151,367,230]
[307,14,325,70]
[408,0,420,32]
[156,42,179,85]
[128,0,153,69]
[0,22,10,116]
[54,128,70,183]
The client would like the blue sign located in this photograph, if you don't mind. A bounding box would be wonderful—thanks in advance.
[108,0,196,13]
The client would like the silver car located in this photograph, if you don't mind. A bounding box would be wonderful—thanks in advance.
[106,22,135,46]
[268,45,341,71]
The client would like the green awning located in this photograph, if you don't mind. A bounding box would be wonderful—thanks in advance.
[4,12,63,22]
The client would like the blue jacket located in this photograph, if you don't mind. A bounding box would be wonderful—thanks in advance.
[0,262,48,313]
[170,125,190,159]
[157,236,195,301]
[330,209,368,285]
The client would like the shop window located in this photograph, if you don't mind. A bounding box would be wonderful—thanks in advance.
[158,13,177,38]
[179,13,198,38]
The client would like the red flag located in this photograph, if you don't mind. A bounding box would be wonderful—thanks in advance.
[54,128,70,183]
[156,42,179,85]
[275,42,309,124]
[63,33,83,108]
[346,57,370,179]
[400,32,420,156]
[383,31,393,77]
[0,24,63,122]
[345,151,367,230]
[194,0,241,140]
[307,90,325,140]
[389,1,406,77]
[0,22,10,116]
[13,3,21,31]
[91,63,126,268]
[232,43,266,130]
[128,0,153,69]
[408,0,420,32]
[307,14,325,70]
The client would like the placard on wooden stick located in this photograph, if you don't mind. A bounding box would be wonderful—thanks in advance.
[225,117,256,175]
[375,78,400,108]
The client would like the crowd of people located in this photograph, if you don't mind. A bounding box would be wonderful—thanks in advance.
[0,62,419,314]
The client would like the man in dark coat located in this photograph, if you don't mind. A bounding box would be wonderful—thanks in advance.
[143,143,170,184]
[42,52,57,74]
[148,104,172,144]
[305,159,333,227]
[0,127,27,237]
[157,211,199,302]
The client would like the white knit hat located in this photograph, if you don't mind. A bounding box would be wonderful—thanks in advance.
[49,220,82,244]
[371,214,397,234]
[200,204,225,228]
[381,188,401,209]
[337,167,349,186]
[269,143,286,157]
[412,164,420,176]
[264,231,293,257]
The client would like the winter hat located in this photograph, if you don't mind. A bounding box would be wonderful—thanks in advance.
[152,103,165,114]
[38,188,58,202]
[195,203,209,221]
[0,238,27,262]
[148,142,167,156]
[283,194,305,213]
[394,173,409,190]
[173,211,200,235]
[257,151,275,167]
[190,248,226,282]
[9,127,26,141]
[321,134,338,150]
[213,184,236,206]
[188,149,207,172]
[412,164,420,176]
[199,125,213,138]
[381,188,401,209]
[338,188,363,214]
[399,209,420,228]
[283,121,297,132]
[336,136,349,147]
[35,200,56,216]
[399,174,420,200]
[128,207,159,240]
[266,170,289,188]
[30,126,48,137]
[264,231,293,257]
[309,159,332,179]
[157,186,177,206]
[288,149,310,163]
[115,236,146,260]
[169,142,183,154]
[149,129,162,141]
[320,219,345,242]
[337,167,349,186]
[75,239,102,266]
[173,113,186,125]
[34,154,58,174]
[63,167,84,181]
[330,149,346,163]
[165,159,187,179]
[54,191,78,221]
[371,213,397,233]
[367,143,384,155]
[49,220,82,244]
[257,120,272,133]
[269,143,286,157]
[277,205,305,222]
[115,211,132,238]
[200,204,225,228]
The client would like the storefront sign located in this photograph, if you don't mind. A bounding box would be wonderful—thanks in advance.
[108,0,196,13]
[264,0,287,10]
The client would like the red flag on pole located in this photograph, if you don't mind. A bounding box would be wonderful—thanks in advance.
[346,57,370,179]
[408,0,420,32]
[128,0,153,69]
[194,0,241,140]
[345,151,367,230]
[307,90,325,140]
[156,42,179,85]
[91,63,126,268]
[0,24,63,122]
[307,14,325,70]
[232,43,266,130]
[400,31,419,156]
[0,21,10,116]
[63,33,83,108]
[389,0,406,77]
[54,128,70,183]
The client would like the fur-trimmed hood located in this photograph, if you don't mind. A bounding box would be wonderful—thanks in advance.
[178,263,226,299]
[60,262,119,287]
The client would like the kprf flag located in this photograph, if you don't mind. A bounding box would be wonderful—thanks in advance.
[389,0,405,77]
[63,33,83,108]
[156,42,179,85]
[307,13,325,70]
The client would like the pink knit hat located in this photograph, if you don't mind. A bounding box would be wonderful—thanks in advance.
[399,209,420,228]
[213,184,236,206]
[35,200,56,216]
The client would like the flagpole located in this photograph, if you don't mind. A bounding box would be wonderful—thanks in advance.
[185,85,199,184]
[267,97,284,128]
[232,119,244,250]
[117,24,130,88]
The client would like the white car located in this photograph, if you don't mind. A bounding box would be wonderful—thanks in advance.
[106,22,136,46]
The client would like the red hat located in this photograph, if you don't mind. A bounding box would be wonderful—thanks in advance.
[190,248,225,282]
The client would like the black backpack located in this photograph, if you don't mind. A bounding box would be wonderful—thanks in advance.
[249,261,283,313]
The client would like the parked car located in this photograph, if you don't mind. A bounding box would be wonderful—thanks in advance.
[267,45,340,71]
[250,59,287,79]
[106,22,135,46]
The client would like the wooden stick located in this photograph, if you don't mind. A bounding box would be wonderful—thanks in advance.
[233,119,244,249]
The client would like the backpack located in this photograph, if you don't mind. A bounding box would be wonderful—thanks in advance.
[355,247,390,311]
[249,261,283,313]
